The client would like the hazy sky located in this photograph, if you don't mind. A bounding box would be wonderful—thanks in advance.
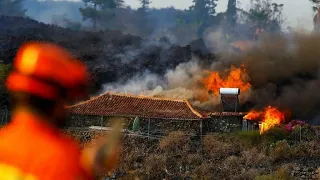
[125,0,315,31]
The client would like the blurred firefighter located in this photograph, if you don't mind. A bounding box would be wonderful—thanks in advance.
[0,42,121,179]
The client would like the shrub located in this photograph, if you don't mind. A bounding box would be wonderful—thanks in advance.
[234,168,261,180]
[237,131,262,146]
[287,124,318,142]
[203,134,232,159]
[292,140,320,157]
[241,148,268,167]
[222,156,242,175]
[159,131,190,154]
[144,154,166,178]
[186,153,202,167]
[300,125,318,141]
[254,166,293,180]
[191,162,226,179]
[271,140,292,161]
[262,126,288,143]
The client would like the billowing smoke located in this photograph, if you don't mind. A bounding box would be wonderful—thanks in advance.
[102,55,250,111]
[103,72,164,94]
[240,32,320,120]
[102,31,320,121]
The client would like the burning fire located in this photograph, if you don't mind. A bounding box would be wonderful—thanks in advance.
[201,64,251,96]
[244,106,285,134]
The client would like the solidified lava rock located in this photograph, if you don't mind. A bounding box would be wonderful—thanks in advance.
[0,15,216,93]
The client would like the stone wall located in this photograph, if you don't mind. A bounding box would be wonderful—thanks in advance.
[68,114,105,127]
[291,166,319,180]
[68,114,244,135]
[68,114,203,136]
[286,158,320,180]
[204,116,243,133]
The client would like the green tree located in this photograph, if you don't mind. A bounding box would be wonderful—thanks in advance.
[136,0,153,36]
[173,9,199,43]
[0,0,26,17]
[189,0,218,37]
[246,0,284,34]
[226,0,237,29]
[79,0,124,29]
[139,0,150,11]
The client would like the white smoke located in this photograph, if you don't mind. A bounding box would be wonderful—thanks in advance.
[101,58,230,110]
[144,60,203,100]
[102,72,164,94]
[203,27,229,53]
[102,60,201,96]
[100,30,254,111]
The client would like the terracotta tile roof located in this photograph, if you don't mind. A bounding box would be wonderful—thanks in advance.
[67,92,203,120]
[210,112,247,117]
[193,109,211,118]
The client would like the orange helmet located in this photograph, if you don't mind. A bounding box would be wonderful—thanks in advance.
[5,41,89,101]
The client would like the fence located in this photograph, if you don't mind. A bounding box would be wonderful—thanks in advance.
[68,126,199,140]
[287,125,320,143]
[67,124,320,145]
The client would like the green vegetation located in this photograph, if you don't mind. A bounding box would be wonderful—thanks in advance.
[255,166,293,180]
[77,0,286,41]
[135,0,152,36]
[79,0,124,29]
[246,0,284,33]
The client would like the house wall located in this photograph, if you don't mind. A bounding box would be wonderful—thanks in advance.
[68,114,245,135]
[68,114,203,136]
[204,116,243,133]
[242,119,260,131]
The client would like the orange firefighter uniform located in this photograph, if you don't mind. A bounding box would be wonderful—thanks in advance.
[0,42,93,180]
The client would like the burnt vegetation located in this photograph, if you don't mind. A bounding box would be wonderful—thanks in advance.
[68,126,320,179]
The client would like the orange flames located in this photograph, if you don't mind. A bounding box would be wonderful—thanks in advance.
[244,106,286,134]
[201,64,251,96]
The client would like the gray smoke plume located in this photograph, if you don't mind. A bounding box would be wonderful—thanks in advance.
[240,32,320,120]
[102,71,164,95]
[102,31,320,121]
